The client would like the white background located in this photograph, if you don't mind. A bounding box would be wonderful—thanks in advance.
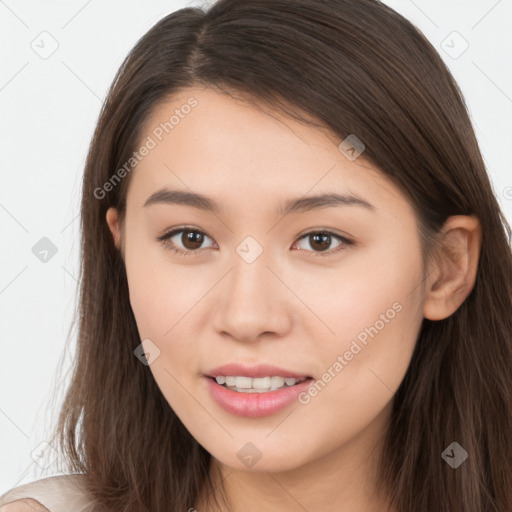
[1,0,511,493]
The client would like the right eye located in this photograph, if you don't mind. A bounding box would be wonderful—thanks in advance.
[157,227,217,256]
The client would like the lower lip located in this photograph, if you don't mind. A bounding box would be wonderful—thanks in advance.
[204,376,313,417]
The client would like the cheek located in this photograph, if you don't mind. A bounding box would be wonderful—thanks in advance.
[284,249,424,461]
[125,245,206,405]
[123,224,208,339]
[300,236,424,399]
[299,235,422,338]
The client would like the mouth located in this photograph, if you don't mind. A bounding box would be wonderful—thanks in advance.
[207,375,314,393]
[204,374,315,417]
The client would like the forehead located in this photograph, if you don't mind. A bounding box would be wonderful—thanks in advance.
[126,86,410,218]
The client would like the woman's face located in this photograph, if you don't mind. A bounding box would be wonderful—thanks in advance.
[107,86,427,473]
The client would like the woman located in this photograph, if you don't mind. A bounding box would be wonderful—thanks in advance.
[1,0,511,510]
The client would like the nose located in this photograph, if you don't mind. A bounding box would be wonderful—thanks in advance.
[212,252,293,343]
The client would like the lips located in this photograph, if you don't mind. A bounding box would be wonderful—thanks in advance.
[204,376,314,417]
[206,363,312,379]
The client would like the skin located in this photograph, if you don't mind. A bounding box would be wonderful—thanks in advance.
[106,86,481,512]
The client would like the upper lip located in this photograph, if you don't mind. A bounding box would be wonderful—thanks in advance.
[206,363,312,379]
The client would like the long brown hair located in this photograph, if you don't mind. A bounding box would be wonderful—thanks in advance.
[45,0,512,510]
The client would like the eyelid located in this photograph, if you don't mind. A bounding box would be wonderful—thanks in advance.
[157,225,210,241]
[294,226,353,242]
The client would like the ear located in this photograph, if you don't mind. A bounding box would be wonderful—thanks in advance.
[106,207,122,250]
[423,215,482,321]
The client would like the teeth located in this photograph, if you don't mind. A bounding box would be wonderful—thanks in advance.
[234,376,252,389]
[214,375,306,392]
[269,376,284,388]
[252,377,271,388]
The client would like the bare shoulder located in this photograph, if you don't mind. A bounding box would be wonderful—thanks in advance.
[0,498,50,512]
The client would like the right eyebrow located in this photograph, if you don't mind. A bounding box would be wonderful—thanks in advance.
[143,188,218,212]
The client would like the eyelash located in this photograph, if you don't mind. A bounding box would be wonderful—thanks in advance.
[157,226,354,258]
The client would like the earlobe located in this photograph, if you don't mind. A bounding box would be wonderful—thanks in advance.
[106,207,121,250]
[423,215,482,321]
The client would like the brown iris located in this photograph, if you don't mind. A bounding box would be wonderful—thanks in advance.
[307,232,332,252]
[180,229,205,250]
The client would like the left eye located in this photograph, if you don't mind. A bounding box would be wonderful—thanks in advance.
[293,231,352,256]
[157,228,353,257]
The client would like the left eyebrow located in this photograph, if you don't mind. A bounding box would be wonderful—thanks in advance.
[142,188,375,216]
[278,192,375,216]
